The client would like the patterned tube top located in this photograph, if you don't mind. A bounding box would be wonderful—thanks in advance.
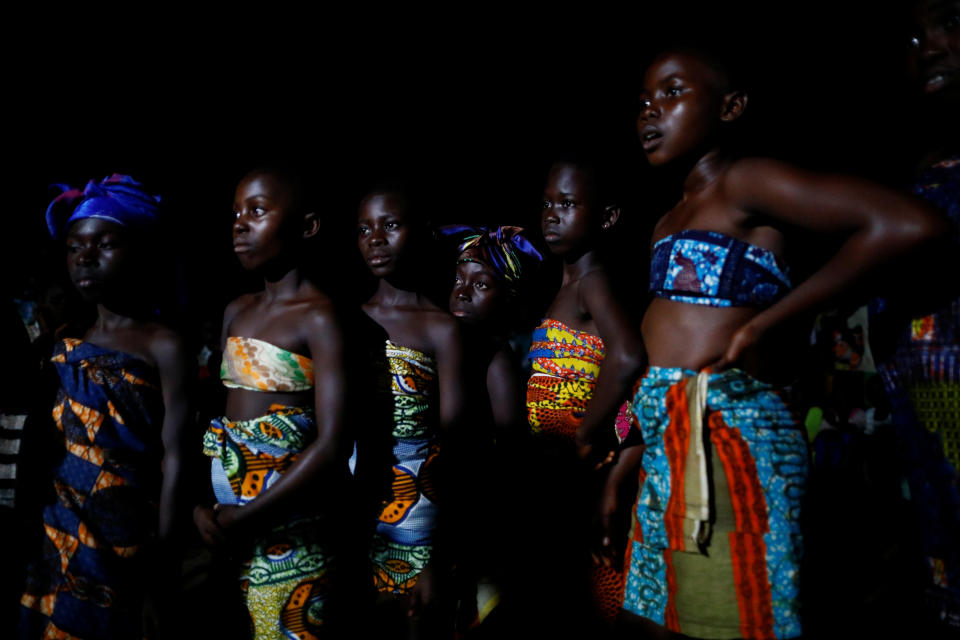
[649,229,791,308]
[529,318,606,381]
[221,336,314,392]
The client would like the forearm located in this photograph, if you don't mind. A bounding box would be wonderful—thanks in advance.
[752,222,942,335]
[222,440,345,532]
[576,350,645,446]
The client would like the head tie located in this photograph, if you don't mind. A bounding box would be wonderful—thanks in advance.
[438,224,543,296]
[46,174,161,239]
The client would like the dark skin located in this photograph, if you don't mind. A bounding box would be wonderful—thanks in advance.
[611,50,947,637]
[540,163,645,459]
[449,258,526,433]
[65,217,193,635]
[191,171,351,547]
[357,192,466,626]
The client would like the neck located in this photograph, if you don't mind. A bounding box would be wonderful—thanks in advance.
[371,276,421,306]
[262,266,307,303]
[94,302,151,332]
[683,149,728,195]
[561,249,602,286]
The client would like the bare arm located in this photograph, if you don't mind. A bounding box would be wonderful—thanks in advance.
[575,271,646,455]
[486,345,526,434]
[216,305,350,534]
[715,158,948,365]
[432,315,466,432]
[151,329,194,545]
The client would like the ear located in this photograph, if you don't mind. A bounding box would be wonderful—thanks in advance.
[601,205,621,230]
[720,90,748,122]
[302,211,320,239]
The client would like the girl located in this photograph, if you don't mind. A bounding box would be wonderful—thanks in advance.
[613,48,946,639]
[194,168,352,638]
[440,225,542,630]
[526,159,646,625]
[21,175,192,639]
[355,186,466,637]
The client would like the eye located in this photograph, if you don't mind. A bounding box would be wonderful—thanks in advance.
[475,281,488,290]
[560,199,576,208]
[909,33,921,48]
[385,221,399,230]
[358,225,369,236]
[252,207,267,218]
[639,97,652,109]
[66,244,81,254]
[542,200,551,210]
[666,86,683,97]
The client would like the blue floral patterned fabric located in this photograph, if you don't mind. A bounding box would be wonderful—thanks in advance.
[650,230,791,308]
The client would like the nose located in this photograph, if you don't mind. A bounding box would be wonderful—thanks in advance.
[77,245,99,266]
[454,282,470,301]
[369,228,387,246]
[639,98,660,121]
[542,205,559,225]
[233,211,249,235]
[919,25,948,61]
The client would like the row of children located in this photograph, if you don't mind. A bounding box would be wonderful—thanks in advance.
[13,23,960,640]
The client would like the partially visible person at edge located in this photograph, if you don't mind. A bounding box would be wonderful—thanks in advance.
[602,47,946,640]
[869,0,960,631]
[354,185,466,638]
[20,175,193,639]
[193,168,353,638]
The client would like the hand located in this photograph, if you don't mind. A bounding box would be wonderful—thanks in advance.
[193,505,225,546]
[592,474,623,568]
[212,503,242,534]
[407,563,437,619]
[576,431,617,472]
[708,320,765,372]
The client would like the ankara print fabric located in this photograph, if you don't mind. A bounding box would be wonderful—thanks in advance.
[526,318,606,440]
[203,404,334,639]
[369,341,441,596]
[221,336,315,393]
[624,367,808,640]
[21,338,163,639]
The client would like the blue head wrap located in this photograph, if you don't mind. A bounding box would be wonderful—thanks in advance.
[439,225,543,296]
[46,174,161,240]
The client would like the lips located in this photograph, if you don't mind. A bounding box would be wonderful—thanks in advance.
[233,242,252,253]
[922,67,959,93]
[640,125,663,151]
[365,252,391,267]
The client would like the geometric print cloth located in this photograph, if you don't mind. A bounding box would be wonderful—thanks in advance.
[21,338,164,639]
[624,367,808,639]
[203,403,332,640]
[369,341,441,597]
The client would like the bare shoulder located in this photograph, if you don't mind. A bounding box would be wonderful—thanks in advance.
[299,292,342,336]
[139,324,190,376]
[223,292,259,326]
[721,157,798,198]
[421,307,461,350]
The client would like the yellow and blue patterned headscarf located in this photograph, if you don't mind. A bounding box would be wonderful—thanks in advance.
[46,174,161,240]
[439,225,542,296]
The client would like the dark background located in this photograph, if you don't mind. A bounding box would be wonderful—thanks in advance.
[6,2,928,326]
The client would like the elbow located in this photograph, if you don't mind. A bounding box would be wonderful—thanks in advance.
[888,204,950,253]
[609,347,646,383]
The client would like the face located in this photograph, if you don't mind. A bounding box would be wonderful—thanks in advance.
[232,172,299,272]
[65,218,133,302]
[449,258,505,326]
[357,193,411,277]
[637,52,727,166]
[908,1,960,97]
[541,163,600,256]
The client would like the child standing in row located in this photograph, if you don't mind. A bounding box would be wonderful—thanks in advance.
[611,47,945,639]
[21,176,192,639]
[355,187,466,637]
[526,158,646,625]
[195,168,353,638]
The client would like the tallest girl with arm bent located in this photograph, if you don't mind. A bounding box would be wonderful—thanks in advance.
[612,48,946,640]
